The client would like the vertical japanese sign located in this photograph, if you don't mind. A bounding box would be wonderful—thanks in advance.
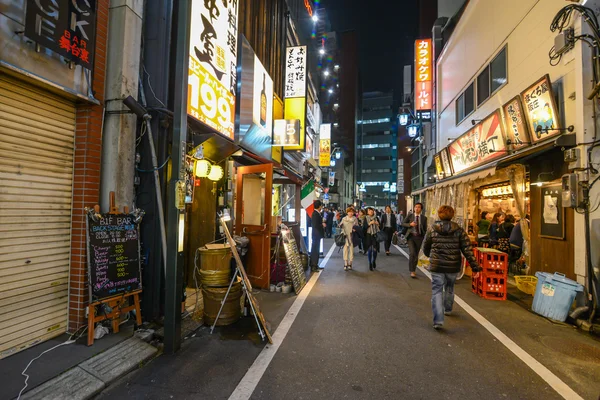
[285,46,307,98]
[415,39,432,112]
[440,147,453,178]
[25,0,96,69]
[328,172,335,187]
[502,96,530,150]
[319,123,331,167]
[188,0,239,139]
[397,159,404,194]
[434,154,444,179]
[448,110,506,174]
[521,75,561,143]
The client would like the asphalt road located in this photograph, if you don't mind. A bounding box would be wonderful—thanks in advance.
[96,241,600,400]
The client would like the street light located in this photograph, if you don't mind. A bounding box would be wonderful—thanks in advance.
[328,88,333,94]
[330,160,336,167]
[324,70,330,77]
[319,48,325,55]
[312,15,318,22]
[335,151,341,160]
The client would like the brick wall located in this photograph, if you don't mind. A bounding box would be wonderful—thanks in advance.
[68,0,108,332]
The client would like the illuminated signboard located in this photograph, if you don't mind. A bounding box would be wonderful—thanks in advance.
[319,123,331,167]
[415,39,432,111]
[188,0,239,139]
[304,0,313,16]
[448,110,507,174]
[273,120,301,146]
[502,96,530,150]
[521,75,561,143]
[434,153,444,179]
[284,98,306,150]
[440,147,453,178]
[285,46,307,99]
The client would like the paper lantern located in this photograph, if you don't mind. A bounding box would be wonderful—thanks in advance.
[208,165,224,181]
[195,159,211,178]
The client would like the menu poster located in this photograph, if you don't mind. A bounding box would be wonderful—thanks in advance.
[434,153,444,179]
[87,213,142,301]
[502,96,530,150]
[521,74,561,143]
[448,110,506,174]
[440,147,453,178]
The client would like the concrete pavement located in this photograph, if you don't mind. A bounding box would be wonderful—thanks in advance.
[95,240,600,400]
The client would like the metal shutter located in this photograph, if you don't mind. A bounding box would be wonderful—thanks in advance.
[0,74,75,359]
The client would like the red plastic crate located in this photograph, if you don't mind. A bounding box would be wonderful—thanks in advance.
[471,269,507,301]
[476,248,508,271]
[477,288,507,301]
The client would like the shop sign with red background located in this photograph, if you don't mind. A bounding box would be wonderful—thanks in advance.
[448,110,506,174]
[415,39,432,111]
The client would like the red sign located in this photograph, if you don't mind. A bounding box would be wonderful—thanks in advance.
[415,39,433,111]
[448,110,507,174]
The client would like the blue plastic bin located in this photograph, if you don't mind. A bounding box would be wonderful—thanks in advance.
[532,272,584,322]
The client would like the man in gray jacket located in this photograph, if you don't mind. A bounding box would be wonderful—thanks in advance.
[402,203,427,278]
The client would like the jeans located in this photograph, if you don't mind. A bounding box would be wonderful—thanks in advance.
[431,272,458,325]
[407,236,424,272]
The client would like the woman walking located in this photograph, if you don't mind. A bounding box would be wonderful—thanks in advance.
[381,205,397,256]
[363,207,380,271]
[357,209,367,254]
[339,207,359,270]
[423,205,481,330]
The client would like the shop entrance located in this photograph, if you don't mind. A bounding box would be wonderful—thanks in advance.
[236,164,273,289]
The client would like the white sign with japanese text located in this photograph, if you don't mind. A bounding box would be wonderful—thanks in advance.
[285,46,307,98]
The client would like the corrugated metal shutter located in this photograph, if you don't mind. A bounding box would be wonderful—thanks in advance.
[0,74,75,359]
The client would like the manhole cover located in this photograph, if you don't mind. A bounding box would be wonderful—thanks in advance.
[540,336,600,363]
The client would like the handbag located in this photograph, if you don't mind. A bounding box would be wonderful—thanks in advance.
[376,230,387,243]
[334,232,346,247]
[391,231,399,246]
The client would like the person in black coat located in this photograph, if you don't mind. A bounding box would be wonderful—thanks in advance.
[325,208,334,238]
[423,205,480,329]
[402,203,427,278]
[380,205,397,255]
[310,200,326,272]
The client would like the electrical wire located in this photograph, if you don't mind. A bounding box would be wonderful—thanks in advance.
[17,326,88,400]
[142,64,167,108]
[136,156,171,172]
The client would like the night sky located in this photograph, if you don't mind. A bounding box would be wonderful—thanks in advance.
[323,0,420,101]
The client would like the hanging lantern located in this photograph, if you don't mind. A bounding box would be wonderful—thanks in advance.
[195,159,211,178]
[208,165,224,181]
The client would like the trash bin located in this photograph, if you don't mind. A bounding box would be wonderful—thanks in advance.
[532,272,584,322]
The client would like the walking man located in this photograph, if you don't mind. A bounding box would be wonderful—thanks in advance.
[402,203,427,278]
[423,205,480,329]
[310,200,326,272]
[381,206,397,255]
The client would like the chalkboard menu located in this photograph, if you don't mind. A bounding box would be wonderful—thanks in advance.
[281,228,306,294]
[87,213,142,301]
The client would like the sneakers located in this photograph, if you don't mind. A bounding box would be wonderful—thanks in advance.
[433,324,443,330]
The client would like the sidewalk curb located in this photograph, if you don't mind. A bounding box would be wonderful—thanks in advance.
[20,337,158,400]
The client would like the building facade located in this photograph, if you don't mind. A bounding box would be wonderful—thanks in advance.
[358,92,398,209]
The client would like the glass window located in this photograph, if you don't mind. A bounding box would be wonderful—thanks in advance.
[477,66,490,106]
[491,47,507,92]
[456,93,465,124]
[464,82,474,116]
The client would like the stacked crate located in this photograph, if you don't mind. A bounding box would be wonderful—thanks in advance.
[471,248,508,301]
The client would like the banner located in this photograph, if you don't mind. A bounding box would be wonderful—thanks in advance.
[448,110,506,174]
[301,180,316,217]
[319,123,331,167]
[188,0,239,139]
[521,74,561,143]
[328,172,335,187]
[503,96,530,149]
[285,46,307,98]
[415,39,432,112]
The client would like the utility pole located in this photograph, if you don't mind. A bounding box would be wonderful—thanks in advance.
[164,0,191,354]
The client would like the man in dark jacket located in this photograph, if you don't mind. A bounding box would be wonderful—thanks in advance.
[310,200,326,272]
[381,206,397,255]
[325,208,334,238]
[423,205,480,330]
[402,203,427,278]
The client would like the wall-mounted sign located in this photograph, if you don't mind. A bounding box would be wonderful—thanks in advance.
[407,124,419,138]
[305,132,314,156]
[521,74,561,143]
[285,46,307,99]
[328,171,335,187]
[415,39,432,111]
[397,159,404,194]
[236,38,274,160]
[417,110,432,121]
[304,0,314,16]
[448,110,506,174]
[434,153,444,179]
[188,0,239,139]
[319,123,331,167]
[273,119,300,146]
[25,0,97,70]
[502,96,530,150]
[440,147,453,178]
[284,98,306,150]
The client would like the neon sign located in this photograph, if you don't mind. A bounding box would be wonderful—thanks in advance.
[304,0,313,16]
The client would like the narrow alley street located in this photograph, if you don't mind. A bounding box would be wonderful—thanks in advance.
[95,240,600,400]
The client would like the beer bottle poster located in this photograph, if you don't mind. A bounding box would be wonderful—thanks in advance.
[87,213,142,301]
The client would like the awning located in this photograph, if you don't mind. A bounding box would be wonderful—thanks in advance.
[436,163,498,188]
[411,185,435,196]
[497,140,554,167]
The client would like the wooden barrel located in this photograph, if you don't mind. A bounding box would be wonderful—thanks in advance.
[199,269,231,287]
[202,280,242,326]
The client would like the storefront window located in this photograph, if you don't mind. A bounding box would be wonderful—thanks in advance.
[242,174,266,225]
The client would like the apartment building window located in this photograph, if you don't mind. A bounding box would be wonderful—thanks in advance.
[456,82,474,124]
[477,46,508,106]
